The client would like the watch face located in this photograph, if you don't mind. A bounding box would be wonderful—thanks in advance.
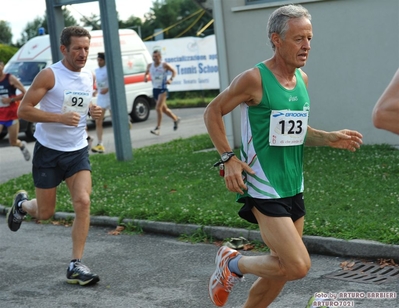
[221,152,233,162]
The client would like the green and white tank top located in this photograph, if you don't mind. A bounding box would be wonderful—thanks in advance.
[237,62,310,201]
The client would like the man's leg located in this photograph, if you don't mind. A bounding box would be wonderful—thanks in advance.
[7,186,57,232]
[243,216,307,308]
[95,108,106,143]
[65,170,92,260]
[155,93,167,128]
[64,170,99,286]
[7,120,20,147]
[21,187,57,220]
[161,101,178,122]
[7,120,30,160]
[92,108,106,153]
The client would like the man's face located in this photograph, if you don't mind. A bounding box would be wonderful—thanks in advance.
[61,36,90,71]
[277,17,313,68]
[97,57,105,67]
[152,52,162,64]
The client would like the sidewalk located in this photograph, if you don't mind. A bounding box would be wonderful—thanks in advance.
[2,204,398,261]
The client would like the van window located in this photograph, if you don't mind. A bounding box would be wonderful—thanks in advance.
[121,54,147,75]
[5,62,45,86]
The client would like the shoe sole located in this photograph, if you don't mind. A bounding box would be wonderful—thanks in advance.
[91,149,104,153]
[67,276,100,286]
[150,132,160,136]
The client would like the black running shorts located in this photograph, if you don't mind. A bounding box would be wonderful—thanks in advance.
[238,193,305,224]
[32,141,91,189]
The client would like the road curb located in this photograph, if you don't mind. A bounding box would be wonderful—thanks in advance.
[2,204,399,261]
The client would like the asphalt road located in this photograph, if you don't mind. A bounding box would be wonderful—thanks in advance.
[1,218,398,308]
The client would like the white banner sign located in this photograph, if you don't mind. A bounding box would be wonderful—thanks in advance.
[144,35,220,92]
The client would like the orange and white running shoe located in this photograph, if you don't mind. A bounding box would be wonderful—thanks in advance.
[208,246,243,307]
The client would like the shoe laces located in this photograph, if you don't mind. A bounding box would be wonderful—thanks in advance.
[12,209,25,221]
[73,262,91,274]
[214,261,242,293]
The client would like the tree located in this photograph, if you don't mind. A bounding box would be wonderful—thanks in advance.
[0,21,13,45]
[16,8,78,46]
[119,16,143,37]
[141,0,214,41]
[0,44,18,63]
[79,13,101,30]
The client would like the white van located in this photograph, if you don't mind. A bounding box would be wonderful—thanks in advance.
[3,29,154,140]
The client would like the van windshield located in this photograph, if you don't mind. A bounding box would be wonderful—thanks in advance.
[5,61,46,86]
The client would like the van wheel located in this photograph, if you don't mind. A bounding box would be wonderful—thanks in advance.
[130,97,150,122]
[25,122,36,141]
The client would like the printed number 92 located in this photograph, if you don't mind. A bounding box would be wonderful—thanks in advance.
[71,97,84,107]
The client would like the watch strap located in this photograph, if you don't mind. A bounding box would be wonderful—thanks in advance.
[213,151,235,167]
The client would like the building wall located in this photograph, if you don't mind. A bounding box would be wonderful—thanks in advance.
[214,0,399,145]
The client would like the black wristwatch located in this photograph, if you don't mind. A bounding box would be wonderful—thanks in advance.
[213,151,235,167]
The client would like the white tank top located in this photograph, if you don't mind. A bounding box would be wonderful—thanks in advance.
[149,62,168,89]
[95,65,110,107]
[34,61,93,151]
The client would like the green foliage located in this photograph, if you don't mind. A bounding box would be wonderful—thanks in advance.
[16,9,78,46]
[121,221,144,235]
[1,138,398,245]
[79,13,101,30]
[165,91,218,108]
[142,0,214,40]
[303,144,399,244]
[168,89,219,100]
[0,21,13,45]
[3,0,212,47]
[0,44,18,63]
[119,16,143,35]
[179,226,214,243]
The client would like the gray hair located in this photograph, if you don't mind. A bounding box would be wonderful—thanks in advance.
[267,4,311,51]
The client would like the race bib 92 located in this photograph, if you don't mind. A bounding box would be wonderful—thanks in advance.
[62,90,91,115]
[269,109,309,146]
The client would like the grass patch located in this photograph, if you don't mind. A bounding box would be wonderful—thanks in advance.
[166,96,211,108]
[179,226,214,244]
[0,135,398,244]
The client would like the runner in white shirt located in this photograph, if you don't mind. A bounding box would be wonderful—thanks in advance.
[91,52,111,153]
[7,26,103,287]
[144,50,180,136]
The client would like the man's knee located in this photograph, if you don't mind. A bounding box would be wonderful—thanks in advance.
[73,195,91,214]
[286,257,311,280]
[37,206,56,220]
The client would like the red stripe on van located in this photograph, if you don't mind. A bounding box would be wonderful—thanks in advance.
[124,75,150,84]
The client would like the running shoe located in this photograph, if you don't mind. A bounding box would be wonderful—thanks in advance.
[6,190,28,232]
[86,136,93,151]
[91,144,105,153]
[66,261,100,286]
[209,246,243,307]
[150,127,160,136]
[173,117,181,131]
[20,141,31,161]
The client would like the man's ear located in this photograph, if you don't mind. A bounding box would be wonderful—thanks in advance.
[271,32,281,48]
